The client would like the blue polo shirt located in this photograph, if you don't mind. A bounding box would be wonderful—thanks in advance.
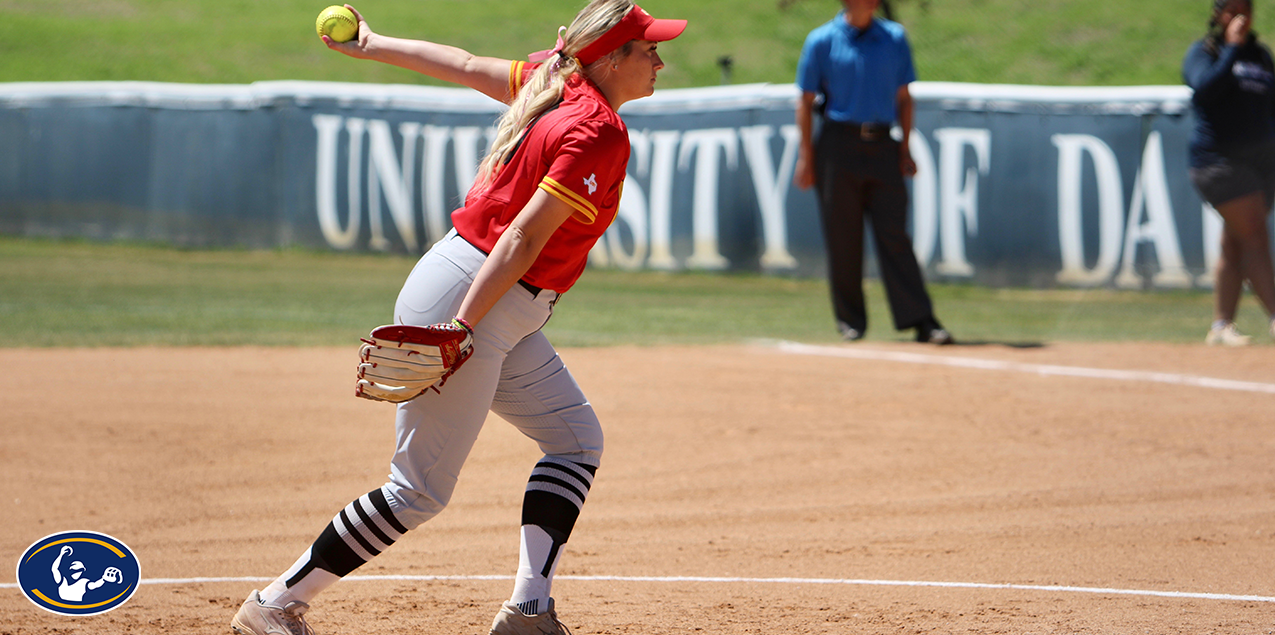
[796,12,916,124]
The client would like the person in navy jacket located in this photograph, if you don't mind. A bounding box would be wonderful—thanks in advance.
[1183,0,1275,345]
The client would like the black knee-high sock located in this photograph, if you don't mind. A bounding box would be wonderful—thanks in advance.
[265,487,409,605]
[509,457,597,615]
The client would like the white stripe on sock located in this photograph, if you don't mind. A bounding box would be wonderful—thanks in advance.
[353,495,402,548]
[332,510,377,562]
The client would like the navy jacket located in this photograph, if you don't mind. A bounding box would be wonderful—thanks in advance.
[1183,37,1275,168]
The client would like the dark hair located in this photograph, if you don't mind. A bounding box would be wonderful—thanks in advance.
[1204,0,1256,57]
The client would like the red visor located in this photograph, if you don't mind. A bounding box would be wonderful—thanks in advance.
[531,4,686,66]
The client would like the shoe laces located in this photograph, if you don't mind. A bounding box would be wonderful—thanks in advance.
[277,601,315,635]
[529,605,571,635]
[545,610,572,635]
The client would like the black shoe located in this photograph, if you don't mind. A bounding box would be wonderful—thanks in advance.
[837,323,864,341]
[916,320,953,345]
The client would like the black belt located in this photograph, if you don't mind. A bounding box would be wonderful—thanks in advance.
[517,278,545,298]
[453,233,549,299]
[828,120,892,142]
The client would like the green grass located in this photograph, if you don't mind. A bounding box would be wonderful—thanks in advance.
[0,0,1243,88]
[0,237,409,346]
[3,236,1269,347]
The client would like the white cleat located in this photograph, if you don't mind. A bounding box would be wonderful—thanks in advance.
[230,590,316,635]
[489,598,571,635]
[1206,323,1251,347]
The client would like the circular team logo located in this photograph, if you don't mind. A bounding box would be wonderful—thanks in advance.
[16,531,140,616]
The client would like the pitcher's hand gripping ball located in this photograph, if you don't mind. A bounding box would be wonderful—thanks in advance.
[316,5,358,42]
[356,321,474,403]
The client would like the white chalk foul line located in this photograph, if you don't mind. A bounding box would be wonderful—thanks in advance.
[768,340,1275,395]
[3,574,1272,603]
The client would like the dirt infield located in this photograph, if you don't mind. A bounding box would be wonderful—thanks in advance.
[3,342,1275,634]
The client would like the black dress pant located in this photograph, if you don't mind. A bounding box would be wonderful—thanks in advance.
[814,121,935,333]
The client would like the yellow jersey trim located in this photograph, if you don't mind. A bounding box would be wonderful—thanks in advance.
[539,177,599,224]
[508,61,526,99]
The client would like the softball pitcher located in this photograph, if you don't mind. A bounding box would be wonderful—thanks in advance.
[230,2,686,634]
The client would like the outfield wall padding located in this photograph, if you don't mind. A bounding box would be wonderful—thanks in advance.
[0,80,1252,289]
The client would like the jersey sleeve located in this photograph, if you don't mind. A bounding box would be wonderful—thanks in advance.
[508,61,542,99]
[537,121,629,224]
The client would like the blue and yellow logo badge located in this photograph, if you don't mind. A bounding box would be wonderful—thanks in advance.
[16,531,140,616]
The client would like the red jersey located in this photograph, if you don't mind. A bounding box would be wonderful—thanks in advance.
[451,61,629,293]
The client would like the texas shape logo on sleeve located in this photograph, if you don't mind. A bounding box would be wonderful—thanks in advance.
[16,531,140,616]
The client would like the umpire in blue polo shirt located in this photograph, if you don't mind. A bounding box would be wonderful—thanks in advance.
[794,0,952,344]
